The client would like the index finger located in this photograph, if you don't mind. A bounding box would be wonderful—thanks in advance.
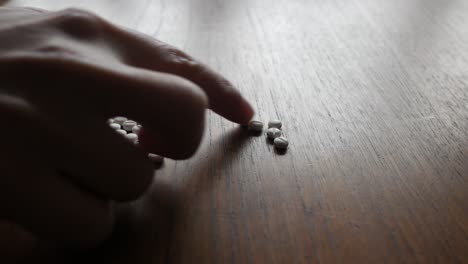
[100,22,255,124]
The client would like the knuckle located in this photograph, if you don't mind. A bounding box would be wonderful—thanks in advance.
[34,42,79,59]
[171,54,199,69]
[158,45,208,78]
[180,78,209,107]
[162,45,196,66]
[160,44,186,57]
[168,49,188,60]
[61,8,99,23]
[21,7,46,13]
[57,8,103,39]
[165,74,208,109]
[176,57,203,75]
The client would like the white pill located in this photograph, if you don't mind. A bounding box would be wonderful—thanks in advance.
[148,153,164,164]
[268,119,282,129]
[125,133,138,143]
[110,123,121,130]
[273,136,289,149]
[122,120,137,131]
[107,118,114,124]
[266,128,282,139]
[132,125,142,134]
[116,129,127,136]
[248,120,263,132]
[113,116,128,125]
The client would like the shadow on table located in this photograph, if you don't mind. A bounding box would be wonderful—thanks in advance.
[20,181,177,264]
[166,126,252,263]
[23,127,251,264]
[179,126,251,197]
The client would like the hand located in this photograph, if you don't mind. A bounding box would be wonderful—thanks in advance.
[0,7,254,248]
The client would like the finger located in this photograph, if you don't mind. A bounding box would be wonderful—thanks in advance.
[22,7,48,13]
[1,54,208,159]
[0,96,113,246]
[0,101,114,247]
[0,220,36,263]
[0,94,152,202]
[0,6,46,23]
[128,47,255,124]
[0,6,46,13]
[124,41,255,124]
[152,55,256,125]
[0,159,114,247]
[44,8,254,123]
[51,114,155,202]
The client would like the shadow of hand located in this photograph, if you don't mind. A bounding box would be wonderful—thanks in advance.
[22,126,251,264]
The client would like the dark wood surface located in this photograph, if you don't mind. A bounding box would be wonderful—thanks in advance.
[5,0,468,263]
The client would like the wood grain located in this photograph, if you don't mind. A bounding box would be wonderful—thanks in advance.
[4,0,468,263]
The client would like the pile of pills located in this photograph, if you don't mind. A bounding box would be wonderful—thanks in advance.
[108,116,164,167]
[247,118,289,150]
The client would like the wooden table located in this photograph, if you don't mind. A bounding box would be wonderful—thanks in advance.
[5,0,468,263]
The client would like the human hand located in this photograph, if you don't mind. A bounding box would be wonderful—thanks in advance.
[0,7,254,248]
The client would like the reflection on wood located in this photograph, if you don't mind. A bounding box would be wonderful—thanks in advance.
[4,0,468,263]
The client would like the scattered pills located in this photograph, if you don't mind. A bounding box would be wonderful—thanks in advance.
[122,120,137,132]
[273,136,289,149]
[248,120,264,132]
[110,123,121,130]
[116,129,127,136]
[148,153,164,164]
[242,117,290,151]
[132,124,142,134]
[113,116,128,125]
[268,119,282,129]
[125,133,138,143]
[266,128,282,139]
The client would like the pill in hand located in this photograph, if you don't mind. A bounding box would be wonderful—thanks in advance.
[113,116,128,125]
[268,119,282,129]
[273,136,289,149]
[122,120,137,132]
[266,128,282,139]
[132,125,142,134]
[110,123,121,130]
[125,133,138,143]
[248,120,264,132]
[116,129,127,136]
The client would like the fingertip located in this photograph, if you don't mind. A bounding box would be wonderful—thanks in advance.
[239,98,255,124]
[207,76,254,124]
[211,90,255,125]
[166,60,254,124]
